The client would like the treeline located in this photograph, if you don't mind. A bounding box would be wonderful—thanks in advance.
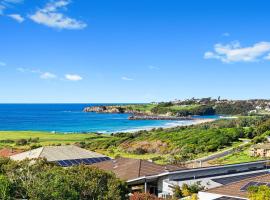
[149,101,256,116]
[151,104,215,116]
[0,159,128,200]
[214,101,254,115]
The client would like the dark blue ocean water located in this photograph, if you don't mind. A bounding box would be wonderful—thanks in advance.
[0,104,201,133]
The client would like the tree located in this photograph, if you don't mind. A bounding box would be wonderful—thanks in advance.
[1,159,128,200]
[172,185,183,198]
[248,185,270,200]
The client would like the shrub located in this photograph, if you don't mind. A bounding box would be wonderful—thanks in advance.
[0,175,11,200]
[130,192,163,200]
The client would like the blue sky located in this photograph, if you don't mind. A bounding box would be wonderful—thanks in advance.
[1,0,270,103]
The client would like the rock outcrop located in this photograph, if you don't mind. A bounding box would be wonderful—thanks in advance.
[83,106,126,113]
[83,105,194,121]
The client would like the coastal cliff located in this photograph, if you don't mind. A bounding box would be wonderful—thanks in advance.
[83,105,143,114]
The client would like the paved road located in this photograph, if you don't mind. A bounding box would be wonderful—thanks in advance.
[188,140,250,164]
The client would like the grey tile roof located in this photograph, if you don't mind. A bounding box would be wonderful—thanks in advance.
[10,145,106,162]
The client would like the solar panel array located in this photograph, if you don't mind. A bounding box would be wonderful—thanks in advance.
[215,197,246,200]
[56,157,111,167]
[240,181,270,191]
[212,171,268,185]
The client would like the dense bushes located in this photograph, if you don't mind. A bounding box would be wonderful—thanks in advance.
[248,185,270,200]
[0,159,128,200]
[130,192,163,200]
[215,101,254,115]
[172,182,204,199]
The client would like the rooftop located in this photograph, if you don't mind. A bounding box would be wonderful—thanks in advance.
[93,157,185,181]
[205,173,270,198]
[252,143,270,150]
[0,148,22,158]
[10,145,109,164]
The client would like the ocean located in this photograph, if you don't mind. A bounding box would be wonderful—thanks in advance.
[0,104,217,133]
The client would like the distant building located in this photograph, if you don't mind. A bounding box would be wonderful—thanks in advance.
[10,145,111,167]
[198,173,270,200]
[250,143,270,157]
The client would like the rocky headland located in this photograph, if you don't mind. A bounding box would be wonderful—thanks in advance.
[83,105,194,120]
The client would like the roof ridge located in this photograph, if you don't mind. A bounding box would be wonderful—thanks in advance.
[38,146,45,157]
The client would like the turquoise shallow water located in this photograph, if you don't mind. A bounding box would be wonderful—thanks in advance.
[0,104,219,133]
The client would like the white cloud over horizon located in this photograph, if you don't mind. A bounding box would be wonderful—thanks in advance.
[29,0,87,30]
[8,13,24,22]
[204,41,270,63]
[65,74,82,81]
[121,76,133,81]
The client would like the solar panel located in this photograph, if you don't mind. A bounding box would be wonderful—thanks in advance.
[57,160,68,167]
[240,181,258,191]
[82,158,92,164]
[70,160,79,165]
[91,157,101,163]
[74,159,83,164]
[104,157,110,161]
[55,157,111,167]
[63,160,74,166]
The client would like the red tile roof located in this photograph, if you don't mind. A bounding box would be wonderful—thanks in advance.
[0,148,22,158]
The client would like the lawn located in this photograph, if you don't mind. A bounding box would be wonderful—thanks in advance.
[209,149,262,165]
[0,131,111,146]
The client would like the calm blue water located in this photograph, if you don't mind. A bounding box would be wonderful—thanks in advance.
[0,104,209,133]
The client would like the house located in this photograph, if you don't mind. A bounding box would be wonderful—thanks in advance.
[250,143,270,157]
[125,160,270,198]
[198,173,270,200]
[10,145,111,166]
[93,157,185,194]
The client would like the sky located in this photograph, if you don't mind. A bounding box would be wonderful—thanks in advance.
[1,0,270,103]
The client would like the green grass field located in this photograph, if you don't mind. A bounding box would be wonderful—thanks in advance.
[0,131,111,147]
[209,149,262,165]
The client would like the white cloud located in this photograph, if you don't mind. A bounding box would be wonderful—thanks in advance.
[65,74,82,81]
[8,14,24,22]
[264,53,270,60]
[0,0,23,14]
[0,5,5,14]
[16,67,41,73]
[204,41,270,63]
[40,72,57,79]
[222,32,230,37]
[0,61,6,66]
[148,65,159,70]
[121,76,133,81]
[29,0,87,30]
